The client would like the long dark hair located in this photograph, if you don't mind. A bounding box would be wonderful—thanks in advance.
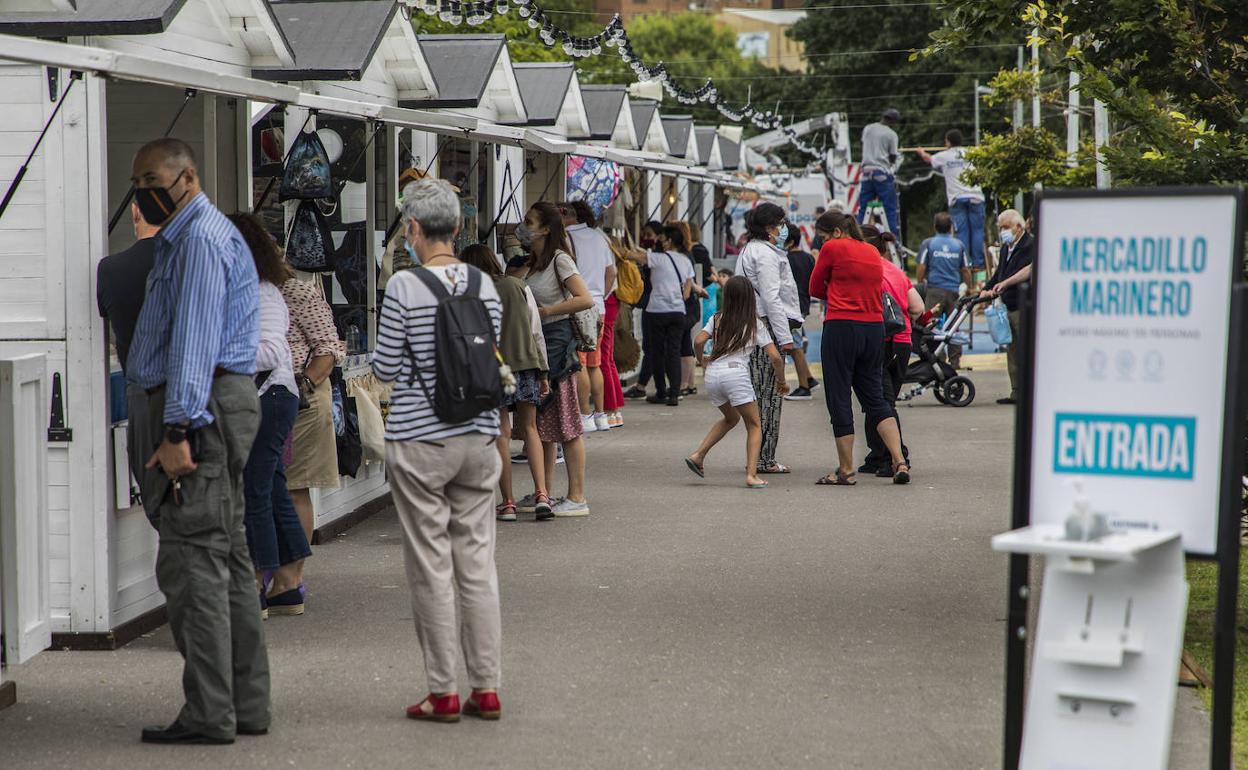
[662,222,688,253]
[526,201,570,272]
[815,210,864,241]
[746,202,785,242]
[709,276,759,361]
[459,243,503,279]
[229,212,293,286]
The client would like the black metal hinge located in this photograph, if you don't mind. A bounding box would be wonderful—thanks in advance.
[47,372,72,442]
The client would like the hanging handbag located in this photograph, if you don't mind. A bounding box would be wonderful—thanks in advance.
[330,369,362,478]
[556,253,599,351]
[882,291,907,338]
[279,130,334,202]
[286,200,335,272]
[985,301,1014,345]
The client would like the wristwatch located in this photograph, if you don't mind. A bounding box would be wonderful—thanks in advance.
[164,423,190,444]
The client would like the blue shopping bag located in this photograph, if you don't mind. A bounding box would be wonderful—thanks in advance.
[985,302,1013,346]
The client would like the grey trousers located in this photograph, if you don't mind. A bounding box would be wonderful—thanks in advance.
[386,433,503,693]
[131,375,270,739]
[748,345,783,471]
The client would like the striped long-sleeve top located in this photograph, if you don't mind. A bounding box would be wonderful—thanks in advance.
[127,193,259,427]
[372,264,503,441]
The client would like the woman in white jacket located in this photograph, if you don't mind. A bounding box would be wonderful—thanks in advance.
[735,203,799,474]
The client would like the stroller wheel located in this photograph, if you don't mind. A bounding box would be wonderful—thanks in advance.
[942,375,976,407]
[933,386,949,405]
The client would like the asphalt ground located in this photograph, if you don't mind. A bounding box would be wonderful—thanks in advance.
[0,368,1212,769]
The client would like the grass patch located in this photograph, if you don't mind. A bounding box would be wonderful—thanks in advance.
[1184,559,1248,766]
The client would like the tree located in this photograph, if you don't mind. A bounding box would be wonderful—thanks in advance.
[783,0,1019,244]
[927,0,1248,188]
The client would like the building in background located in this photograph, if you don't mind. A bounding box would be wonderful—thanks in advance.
[597,0,805,25]
[718,8,806,72]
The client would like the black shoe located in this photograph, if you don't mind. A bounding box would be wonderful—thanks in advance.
[856,462,882,475]
[784,386,813,401]
[996,397,1017,405]
[876,465,895,478]
[237,724,269,736]
[141,721,234,745]
[665,397,680,407]
[510,452,528,464]
[807,378,820,391]
[645,394,665,404]
[624,386,647,399]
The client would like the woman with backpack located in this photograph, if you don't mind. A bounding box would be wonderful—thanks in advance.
[515,201,595,518]
[684,276,789,488]
[459,244,551,522]
[808,210,911,486]
[372,178,506,722]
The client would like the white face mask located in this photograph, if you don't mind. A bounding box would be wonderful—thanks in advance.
[514,223,536,248]
[999,228,1016,246]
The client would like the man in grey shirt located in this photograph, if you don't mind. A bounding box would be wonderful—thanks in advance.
[856,108,902,237]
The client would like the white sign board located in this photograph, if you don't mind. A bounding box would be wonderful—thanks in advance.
[1030,191,1241,555]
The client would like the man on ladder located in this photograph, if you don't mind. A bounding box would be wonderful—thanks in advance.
[856,108,903,239]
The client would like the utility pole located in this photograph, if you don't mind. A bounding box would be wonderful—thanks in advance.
[974,78,981,145]
[1066,68,1080,167]
[1031,35,1041,128]
[1014,45,1025,212]
[1094,99,1111,188]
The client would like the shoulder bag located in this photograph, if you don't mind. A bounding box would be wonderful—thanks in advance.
[557,253,599,351]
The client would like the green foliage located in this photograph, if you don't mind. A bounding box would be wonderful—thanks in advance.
[414,8,771,127]
[783,0,1017,244]
[928,0,1248,187]
[962,127,1094,202]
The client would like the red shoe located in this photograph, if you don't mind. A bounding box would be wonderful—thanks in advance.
[406,693,461,723]
[462,690,501,720]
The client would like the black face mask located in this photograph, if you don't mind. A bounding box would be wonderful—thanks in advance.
[134,170,189,226]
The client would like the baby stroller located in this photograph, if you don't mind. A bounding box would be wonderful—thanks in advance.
[897,295,987,407]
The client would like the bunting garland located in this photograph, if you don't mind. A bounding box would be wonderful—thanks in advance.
[403,0,823,158]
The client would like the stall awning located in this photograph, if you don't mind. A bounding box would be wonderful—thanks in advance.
[0,33,477,137]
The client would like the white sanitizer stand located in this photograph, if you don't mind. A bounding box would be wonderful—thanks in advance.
[992,525,1188,770]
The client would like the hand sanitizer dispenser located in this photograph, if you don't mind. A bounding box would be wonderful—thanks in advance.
[1063,481,1110,542]
[992,488,1188,770]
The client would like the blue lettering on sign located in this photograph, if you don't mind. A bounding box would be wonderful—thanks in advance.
[1053,412,1195,479]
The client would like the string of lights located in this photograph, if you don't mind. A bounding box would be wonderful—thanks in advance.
[402,0,823,158]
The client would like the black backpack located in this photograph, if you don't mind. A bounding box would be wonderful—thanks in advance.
[406,266,504,424]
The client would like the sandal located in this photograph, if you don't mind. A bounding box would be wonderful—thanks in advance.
[892,462,911,485]
[746,480,769,489]
[815,470,857,486]
[759,462,791,474]
[496,501,517,521]
[684,458,705,478]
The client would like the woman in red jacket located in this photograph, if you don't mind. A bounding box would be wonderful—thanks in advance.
[808,211,911,485]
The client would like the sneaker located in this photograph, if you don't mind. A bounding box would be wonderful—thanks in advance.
[516,493,538,513]
[496,501,517,522]
[645,394,665,405]
[784,386,813,401]
[581,414,598,434]
[664,396,679,407]
[807,377,820,391]
[608,412,623,428]
[624,386,647,400]
[551,498,590,517]
[593,412,610,432]
[511,452,528,464]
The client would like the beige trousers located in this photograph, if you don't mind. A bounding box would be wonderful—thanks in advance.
[386,433,503,692]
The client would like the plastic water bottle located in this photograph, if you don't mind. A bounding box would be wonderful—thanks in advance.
[346,324,361,353]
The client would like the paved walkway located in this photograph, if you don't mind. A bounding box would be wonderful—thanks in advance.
[0,369,1211,768]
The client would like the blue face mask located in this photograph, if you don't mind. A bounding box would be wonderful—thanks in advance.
[405,243,419,264]
[776,224,789,246]
[999,228,1016,246]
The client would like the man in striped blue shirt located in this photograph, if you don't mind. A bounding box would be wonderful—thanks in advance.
[125,138,270,746]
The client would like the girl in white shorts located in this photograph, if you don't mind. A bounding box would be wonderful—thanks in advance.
[685,276,788,488]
